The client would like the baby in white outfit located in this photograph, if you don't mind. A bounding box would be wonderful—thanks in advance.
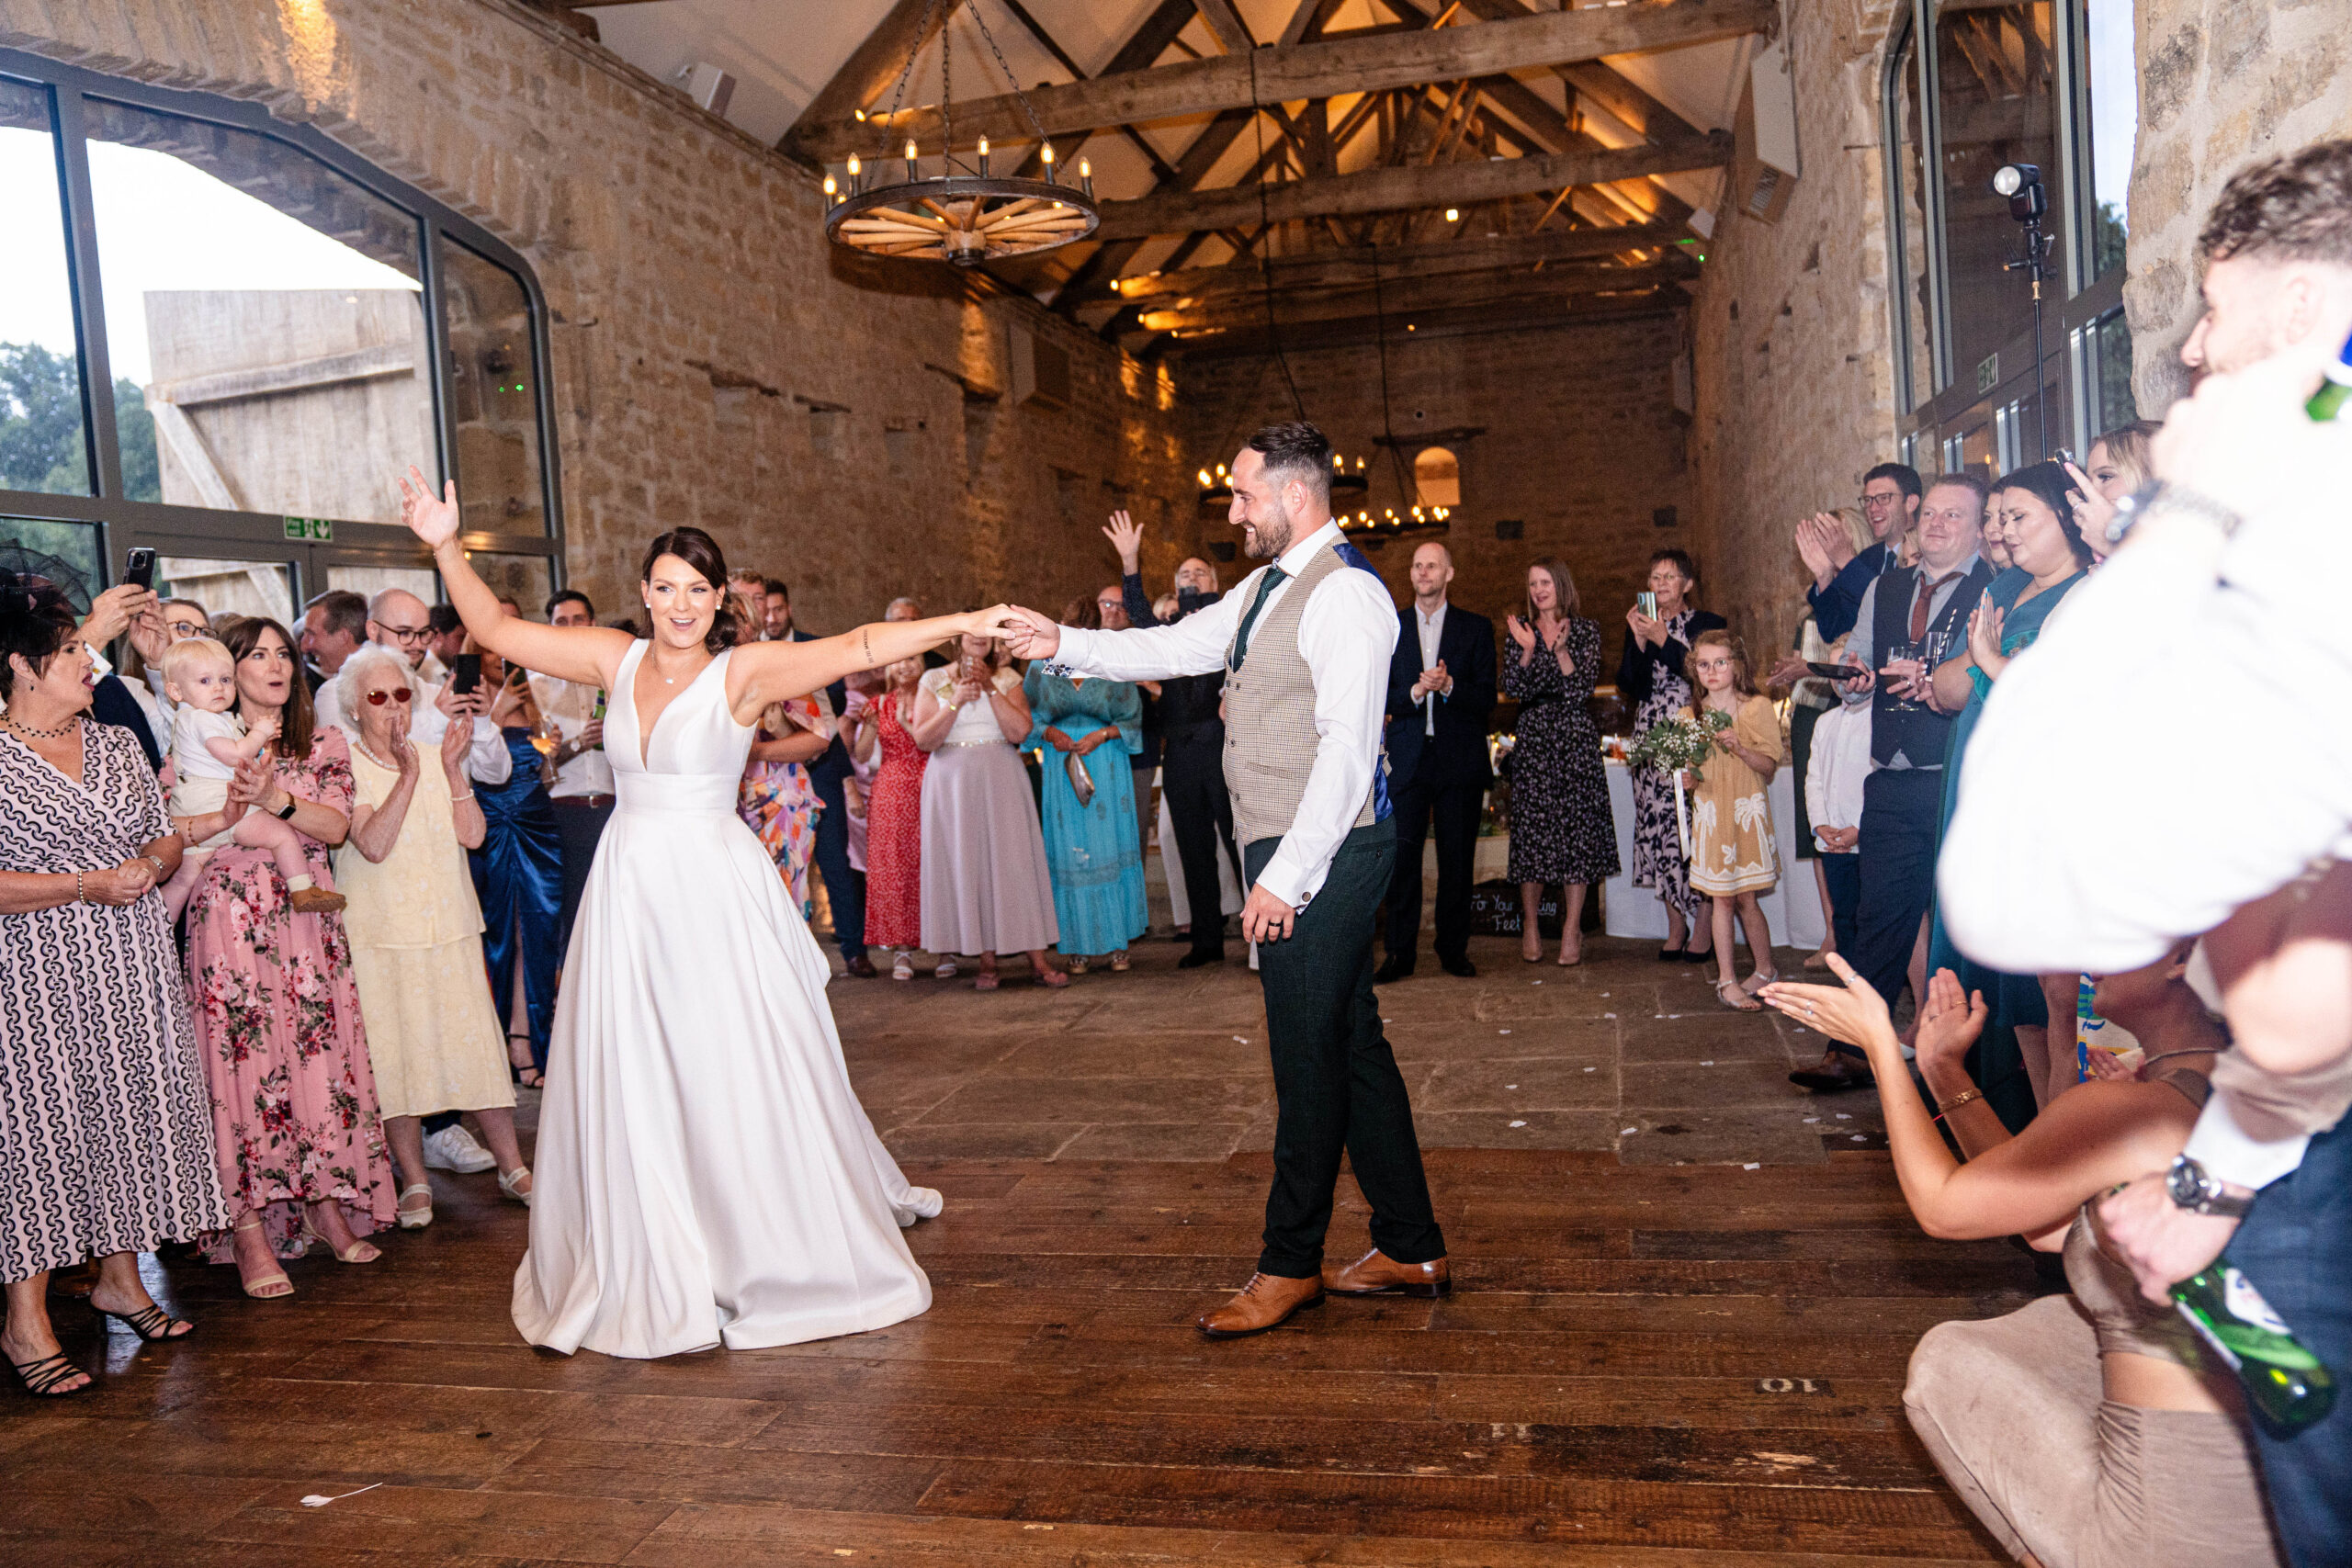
[159,637,344,919]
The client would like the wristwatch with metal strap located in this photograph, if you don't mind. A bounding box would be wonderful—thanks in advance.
[2165,1154,2255,1218]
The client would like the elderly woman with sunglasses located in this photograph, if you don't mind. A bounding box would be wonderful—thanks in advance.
[331,646,530,1230]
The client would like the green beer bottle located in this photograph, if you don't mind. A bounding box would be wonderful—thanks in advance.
[2309,327,2352,421]
[2173,1261,2337,1434]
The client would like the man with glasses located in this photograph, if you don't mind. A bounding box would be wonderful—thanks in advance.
[1801,463,1923,641]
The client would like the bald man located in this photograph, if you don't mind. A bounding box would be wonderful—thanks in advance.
[1105,511,1244,967]
[1377,542,1495,982]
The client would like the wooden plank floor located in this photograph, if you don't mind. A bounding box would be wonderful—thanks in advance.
[1,939,2029,1566]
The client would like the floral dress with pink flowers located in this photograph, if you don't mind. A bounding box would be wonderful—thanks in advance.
[183,725,395,1261]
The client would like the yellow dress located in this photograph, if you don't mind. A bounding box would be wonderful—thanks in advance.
[1684,694,1782,897]
[334,747,515,1120]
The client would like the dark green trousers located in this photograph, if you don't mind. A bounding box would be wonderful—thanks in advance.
[1247,821,1446,1277]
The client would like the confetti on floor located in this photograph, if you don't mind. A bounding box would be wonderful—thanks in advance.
[1509,1120,1527,1128]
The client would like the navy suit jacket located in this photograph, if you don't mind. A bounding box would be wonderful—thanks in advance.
[1384,604,1496,789]
[786,627,854,788]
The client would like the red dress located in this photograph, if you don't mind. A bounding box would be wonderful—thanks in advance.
[863,691,929,950]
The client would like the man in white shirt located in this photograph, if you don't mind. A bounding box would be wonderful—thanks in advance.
[1007,422,1447,1338]
[1939,139,2352,1564]
[533,589,615,956]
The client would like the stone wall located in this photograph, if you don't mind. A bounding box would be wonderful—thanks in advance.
[1685,0,1905,662]
[2125,0,2352,411]
[0,0,1191,632]
[1175,313,1697,671]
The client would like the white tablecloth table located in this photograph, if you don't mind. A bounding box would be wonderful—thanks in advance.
[1600,760,1825,952]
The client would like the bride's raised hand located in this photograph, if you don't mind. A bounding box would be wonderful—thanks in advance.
[398,465,461,548]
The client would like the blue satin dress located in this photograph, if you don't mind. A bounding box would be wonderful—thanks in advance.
[470,726,565,1071]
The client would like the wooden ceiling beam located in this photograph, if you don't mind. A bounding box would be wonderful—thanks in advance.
[791,0,1773,161]
[1152,288,1679,356]
[1098,220,1680,304]
[1190,0,1257,53]
[1135,256,1697,333]
[1091,132,1727,240]
[778,0,956,162]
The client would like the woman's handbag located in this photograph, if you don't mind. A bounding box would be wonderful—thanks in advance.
[1065,749,1096,807]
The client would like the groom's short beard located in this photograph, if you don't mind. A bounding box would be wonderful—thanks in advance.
[1242,503,1295,560]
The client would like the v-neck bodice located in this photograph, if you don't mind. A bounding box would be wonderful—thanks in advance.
[606,642,752,814]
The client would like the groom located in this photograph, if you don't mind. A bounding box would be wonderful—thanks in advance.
[1005,421,1450,1337]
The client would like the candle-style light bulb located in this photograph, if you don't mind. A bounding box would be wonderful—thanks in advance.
[905,139,918,179]
[1079,156,1094,199]
[1198,468,1213,487]
[823,173,838,207]
[847,152,862,192]
[978,135,989,176]
[1041,141,1057,184]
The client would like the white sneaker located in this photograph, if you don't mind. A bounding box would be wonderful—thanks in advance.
[422,1123,497,1173]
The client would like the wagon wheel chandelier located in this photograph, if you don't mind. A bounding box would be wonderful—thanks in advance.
[821,0,1099,267]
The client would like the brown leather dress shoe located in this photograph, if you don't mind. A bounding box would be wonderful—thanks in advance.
[1195,1272,1323,1338]
[1788,1050,1875,1092]
[842,954,879,978]
[1323,1247,1452,1298]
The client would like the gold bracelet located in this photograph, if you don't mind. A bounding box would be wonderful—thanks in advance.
[450,791,476,804]
[1935,1087,1984,1114]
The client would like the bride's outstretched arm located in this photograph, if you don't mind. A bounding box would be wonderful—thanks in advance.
[398,467,631,688]
[731,607,1016,713]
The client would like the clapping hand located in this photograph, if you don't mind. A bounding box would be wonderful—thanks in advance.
[387,710,420,776]
[1102,510,1145,572]
[438,710,471,777]
[1504,615,1538,653]
[1758,952,1893,1049]
[1412,660,1452,699]
[1965,596,2007,674]
[398,466,462,548]
[1912,967,1987,1073]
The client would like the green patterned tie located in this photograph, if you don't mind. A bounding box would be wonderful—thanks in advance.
[1227,562,1290,669]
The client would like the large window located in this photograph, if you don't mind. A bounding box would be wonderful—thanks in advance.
[1881,0,2133,468]
[0,51,560,608]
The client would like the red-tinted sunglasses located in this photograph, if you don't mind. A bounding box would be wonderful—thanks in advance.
[365,688,414,706]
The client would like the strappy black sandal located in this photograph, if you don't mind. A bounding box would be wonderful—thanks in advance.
[9,1350,87,1397]
[90,1299,194,1341]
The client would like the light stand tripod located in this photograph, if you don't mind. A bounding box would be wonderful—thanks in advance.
[1994,162,2055,460]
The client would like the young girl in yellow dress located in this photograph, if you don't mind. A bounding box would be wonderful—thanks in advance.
[1679,630,1783,1011]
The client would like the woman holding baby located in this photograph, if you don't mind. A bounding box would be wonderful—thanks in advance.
[176,615,396,1300]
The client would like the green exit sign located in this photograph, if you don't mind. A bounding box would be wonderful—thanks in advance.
[1975,353,1999,393]
[282,516,334,542]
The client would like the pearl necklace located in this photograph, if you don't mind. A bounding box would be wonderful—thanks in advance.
[1,711,80,740]
[350,738,397,772]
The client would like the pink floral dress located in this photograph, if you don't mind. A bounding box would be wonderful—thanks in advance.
[184,726,394,1261]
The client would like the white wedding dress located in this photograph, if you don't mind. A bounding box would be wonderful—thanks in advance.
[512,642,936,1359]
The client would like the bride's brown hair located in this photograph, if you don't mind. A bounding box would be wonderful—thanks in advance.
[639,527,742,653]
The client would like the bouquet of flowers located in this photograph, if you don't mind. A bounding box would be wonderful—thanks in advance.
[1625,706,1733,784]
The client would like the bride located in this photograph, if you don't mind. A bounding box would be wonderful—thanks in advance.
[400,468,1016,1359]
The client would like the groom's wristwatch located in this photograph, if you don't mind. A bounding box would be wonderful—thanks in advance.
[2165,1155,2254,1218]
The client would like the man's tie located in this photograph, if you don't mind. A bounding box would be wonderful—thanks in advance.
[1228,562,1290,669]
[1907,570,1958,643]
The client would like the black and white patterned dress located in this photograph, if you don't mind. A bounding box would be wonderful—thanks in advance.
[1502,615,1620,885]
[1616,607,1727,925]
[0,721,230,1279]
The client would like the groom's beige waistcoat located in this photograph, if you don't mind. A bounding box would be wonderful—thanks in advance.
[1220,544,1380,849]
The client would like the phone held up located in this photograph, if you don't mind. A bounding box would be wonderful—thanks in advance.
[123,547,157,592]
[449,652,483,695]
[1635,592,1658,621]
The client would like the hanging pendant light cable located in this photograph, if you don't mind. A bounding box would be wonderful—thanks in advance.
[1248,48,1307,423]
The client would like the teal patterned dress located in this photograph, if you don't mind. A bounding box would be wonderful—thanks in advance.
[1022,666,1148,956]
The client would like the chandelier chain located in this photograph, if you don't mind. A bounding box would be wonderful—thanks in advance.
[874,0,944,164]
[967,1,1050,148]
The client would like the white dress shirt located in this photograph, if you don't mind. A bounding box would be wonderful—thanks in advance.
[1940,494,2352,1190]
[1804,699,1870,850]
[1053,518,1396,909]
[531,674,614,798]
[316,665,514,786]
[1414,599,1446,737]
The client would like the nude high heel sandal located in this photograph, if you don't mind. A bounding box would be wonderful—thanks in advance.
[233,1214,293,1299]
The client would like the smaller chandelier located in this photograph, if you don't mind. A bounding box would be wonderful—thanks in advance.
[1195,451,1370,505]
[823,2,1099,267]
[1340,504,1452,544]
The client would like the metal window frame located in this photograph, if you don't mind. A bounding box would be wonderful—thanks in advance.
[0,46,563,603]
